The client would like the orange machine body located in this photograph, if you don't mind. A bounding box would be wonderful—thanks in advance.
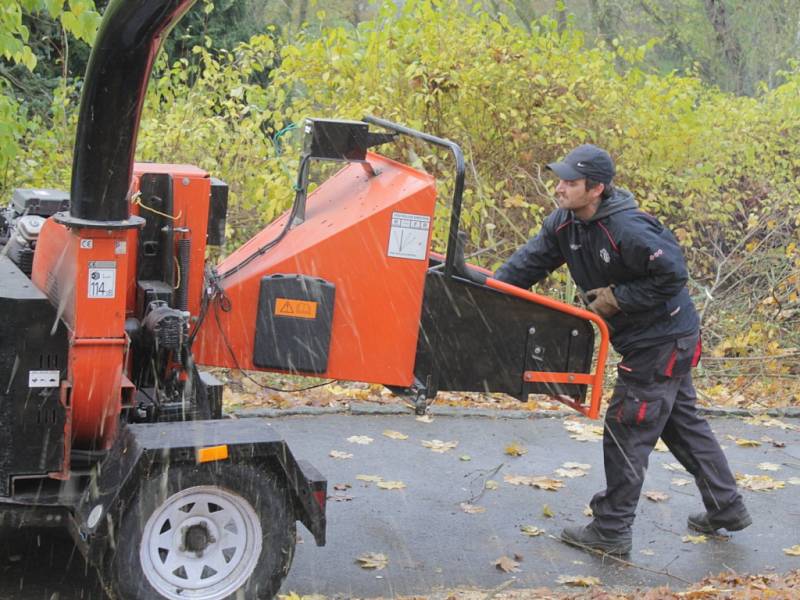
[31,220,131,448]
[192,153,436,387]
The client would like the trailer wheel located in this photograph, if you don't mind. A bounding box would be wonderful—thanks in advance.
[108,463,295,600]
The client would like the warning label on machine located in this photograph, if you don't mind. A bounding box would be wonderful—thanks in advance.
[87,261,116,299]
[274,298,318,319]
[387,212,430,261]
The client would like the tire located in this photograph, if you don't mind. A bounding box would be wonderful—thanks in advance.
[105,462,295,600]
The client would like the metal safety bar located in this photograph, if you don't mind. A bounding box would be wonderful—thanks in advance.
[362,116,465,278]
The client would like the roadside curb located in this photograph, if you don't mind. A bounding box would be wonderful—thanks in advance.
[229,402,800,420]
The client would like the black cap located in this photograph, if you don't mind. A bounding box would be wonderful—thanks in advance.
[547,144,615,185]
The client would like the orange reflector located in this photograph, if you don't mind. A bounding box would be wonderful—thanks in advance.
[274,298,318,320]
[196,444,229,463]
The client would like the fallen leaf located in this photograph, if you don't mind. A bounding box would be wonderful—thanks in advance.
[505,442,528,456]
[644,490,669,502]
[329,493,353,502]
[347,435,374,445]
[736,473,785,491]
[520,525,545,536]
[743,415,798,431]
[415,415,434,423]
[460,455,472,461]
[583,505,593,517]
[504,474,564,490]
[758,462,780,471]
[654,439,669,453]
[671,478,692,487]
[382,430,409,440]
[356,552,388,570]
[485,480,499,490]
[640,549,655,556]
[682,534,708,544]
[329,450,353,459]
[788,477,800,485]
[460,502,486,514]
[422,439,459,453]
[783,545,800,556]
[356,474,383,483]
[734,438,762,447]
[543,504,555,518]
[556,575,601,587]
[555,467,588,478]
[562,462,591,470]
[333,483,351,491]
[564,420,604,442]
[493,555,521,573]
[377,480,406,490]
[663,462,688,472]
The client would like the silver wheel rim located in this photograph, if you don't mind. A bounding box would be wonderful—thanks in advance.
[140,485,262,600]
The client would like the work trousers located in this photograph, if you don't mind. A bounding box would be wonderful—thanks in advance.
[589,339,744,535]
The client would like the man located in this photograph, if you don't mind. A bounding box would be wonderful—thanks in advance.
[494,144,750,555]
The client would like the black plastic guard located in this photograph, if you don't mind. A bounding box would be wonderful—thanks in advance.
[72,419,326,565]
[414,270,594,399]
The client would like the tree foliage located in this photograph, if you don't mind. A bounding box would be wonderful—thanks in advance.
[3,0,799,367]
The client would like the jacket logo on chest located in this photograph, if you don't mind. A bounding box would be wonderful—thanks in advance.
[600,248,611,263]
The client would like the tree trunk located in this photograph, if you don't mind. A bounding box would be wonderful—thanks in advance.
[702,0,744,93]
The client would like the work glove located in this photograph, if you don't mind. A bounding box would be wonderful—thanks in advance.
[585,286,620,319]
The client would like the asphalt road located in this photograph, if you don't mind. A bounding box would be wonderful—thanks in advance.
[0,409,798,599]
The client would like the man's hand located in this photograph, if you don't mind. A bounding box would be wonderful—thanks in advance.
[586,286,620,319]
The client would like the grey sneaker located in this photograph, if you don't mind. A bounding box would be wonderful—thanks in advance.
[560,523,632,555]
[687,508,752,534]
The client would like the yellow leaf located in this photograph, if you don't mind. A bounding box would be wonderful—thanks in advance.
[788,477,800,485]
[377,480,406,490]
[505,442,528,456]
[640,549,655,556]
[485,480,499,490]
[382,430,409,440]
[415,415,434,423]
[563,420,604,442]
[421,439,458,453]
[543,504,555,518]
[556,575,601,587]
[562,462,591,470]
[460,455,472,461]
[735,473,785,491]
[671,478,692,487]
[520,525,545,536]
[503,474,564,490]
[783,545,800,556]
[460,502,486,514]
[758,462,780,471]
[654,439,669,452]
[663,462,687,472]
[682,534,708,544]
[347,435,374,445]
[583,505,593,517]
[644,490,669,502]
[329,450,353,459]
[493,555,521,573]
[356,474,383,483]
[356,552,388,570]
[555,467,588,478]
[734,438,762,447]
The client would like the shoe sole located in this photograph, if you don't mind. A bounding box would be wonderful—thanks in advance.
[560,532,631,556]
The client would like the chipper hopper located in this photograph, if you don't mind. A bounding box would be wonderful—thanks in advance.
[0,0,609,598]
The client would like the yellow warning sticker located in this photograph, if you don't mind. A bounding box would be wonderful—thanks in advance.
[274,298,318,319]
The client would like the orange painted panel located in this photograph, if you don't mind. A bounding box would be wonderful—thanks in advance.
[193,153,436,387]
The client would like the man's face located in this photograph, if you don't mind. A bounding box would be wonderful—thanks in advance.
[555,178,604,217]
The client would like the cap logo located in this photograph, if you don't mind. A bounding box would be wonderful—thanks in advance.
[576,162,586,167]
[600,248,610,263]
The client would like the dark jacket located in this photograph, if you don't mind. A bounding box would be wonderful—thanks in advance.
[494,188,699,355]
